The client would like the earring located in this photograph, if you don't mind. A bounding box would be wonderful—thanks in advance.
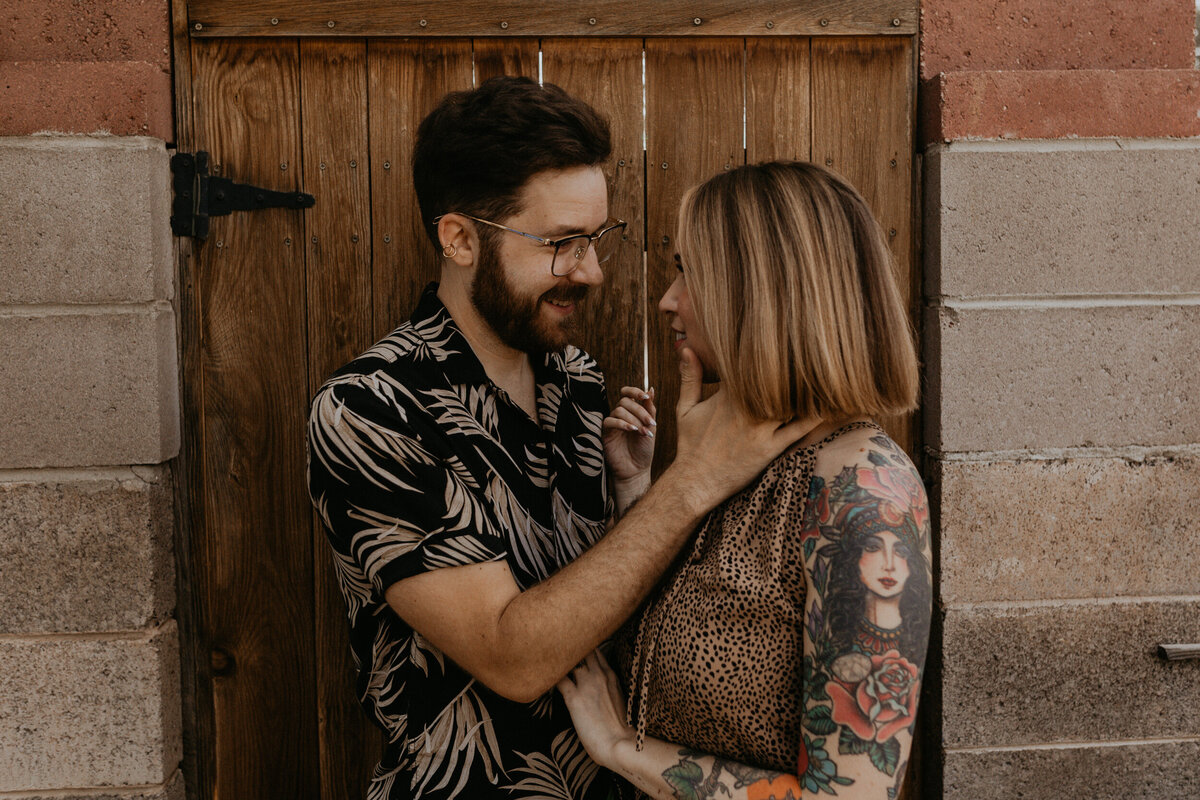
[441,243,457,258]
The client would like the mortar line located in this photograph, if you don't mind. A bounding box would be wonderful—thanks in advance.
[0,619,176,643]
[928,138,1200,154]
[0,465,162,483]
[0,771,180,799]
[928,444,1200,462]
[945,735,1200,754]
[0,300,174,317]
[929,293,1200,310]
[947,595,1200,612]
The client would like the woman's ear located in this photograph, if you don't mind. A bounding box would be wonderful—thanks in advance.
[436,213,479,268]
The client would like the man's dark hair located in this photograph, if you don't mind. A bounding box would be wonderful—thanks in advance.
[413,76,612,249]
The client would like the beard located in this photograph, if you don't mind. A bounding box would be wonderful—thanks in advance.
[470,236,588,355]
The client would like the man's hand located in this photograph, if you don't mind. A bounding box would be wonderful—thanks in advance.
[669,347,819,512]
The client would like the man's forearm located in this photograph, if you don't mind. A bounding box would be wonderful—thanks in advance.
[492,468,708,700]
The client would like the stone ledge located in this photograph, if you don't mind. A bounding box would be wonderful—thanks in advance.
[920,69,1200,143]
[0,625,183,791]
[942,599,1200,748]
[0,61,172,138]
[924,304,1200,453]
[945,740,1200,800]
[3,0,172,71]
[0,467,175,634]
[0,307,180,469]
[921,0,1195,76]
[924,143,1200,297]
[0,136,172,305]
[937,455,1200,603]
[0,771,185,800]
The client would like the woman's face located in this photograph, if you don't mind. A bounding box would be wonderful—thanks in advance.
[658,255,719,381]
[857,531,911,599]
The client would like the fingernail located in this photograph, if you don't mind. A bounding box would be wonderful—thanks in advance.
[645,430,655,439]
[649,420,657,426]
[641,393,650,400]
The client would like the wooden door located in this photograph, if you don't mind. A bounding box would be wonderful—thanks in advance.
[170,3,918,798]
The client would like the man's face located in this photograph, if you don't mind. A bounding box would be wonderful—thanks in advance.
[470,166,608,354]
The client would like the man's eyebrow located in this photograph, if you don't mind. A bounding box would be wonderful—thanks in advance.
[543,219,612,238]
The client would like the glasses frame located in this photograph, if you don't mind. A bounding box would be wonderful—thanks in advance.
[433,212,627,276]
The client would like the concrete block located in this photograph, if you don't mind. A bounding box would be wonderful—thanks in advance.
[921,0,1194,76]
[0,307,180,468]
[938,455,1200,603]
[0,624,183,791]
[3,0,172,71]
[945,740,1200,800]
[0,61,172,138]
[925,143,1200,297]
[0,467,175,634]
[926,305,1200,453]
[942,599,1200,748]
[920,69,1200,143]
[0,136,172,304]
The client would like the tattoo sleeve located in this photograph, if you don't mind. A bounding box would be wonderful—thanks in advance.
[797,438,932,797]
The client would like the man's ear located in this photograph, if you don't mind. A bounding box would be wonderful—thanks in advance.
[436,214,479,268]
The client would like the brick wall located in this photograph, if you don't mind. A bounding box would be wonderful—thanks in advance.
[0,1,182,798]
[920,1,1200,796]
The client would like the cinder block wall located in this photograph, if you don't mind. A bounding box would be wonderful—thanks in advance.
[921,1,1200,797]
[0,1,183,798]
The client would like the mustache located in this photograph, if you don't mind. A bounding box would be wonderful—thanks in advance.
[542,285,589,304]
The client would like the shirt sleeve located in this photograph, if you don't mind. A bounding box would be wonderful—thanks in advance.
[307,375,507,595]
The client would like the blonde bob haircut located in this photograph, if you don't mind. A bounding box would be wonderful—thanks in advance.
[675,160,918,422]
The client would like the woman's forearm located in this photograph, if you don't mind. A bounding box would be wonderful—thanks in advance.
[608,735,801,800]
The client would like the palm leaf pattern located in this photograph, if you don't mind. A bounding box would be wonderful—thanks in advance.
[504,728,600,800]
[406,682,505,798]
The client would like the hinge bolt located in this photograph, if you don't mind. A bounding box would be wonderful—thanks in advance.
[383,161,391,169]
[284,237,292,246]
[766,21,774,29]
[349,160,357,168]
[693,17,702,25]
[825,157,833,166]
[352,234,359,243]
[312,236,318,244]
[820,18,829,27]
[270,17,279,25]
[890,159,897,168]
[661,162,669,169]
[327,20,336,28]
[892,18,902,27]
[500,21,509,29]
[383,235,391,243]
[193,22,202,31]
[589,17,597,25]
[618,159,626,167]
[280,162,287,170]
[419,19,428,27]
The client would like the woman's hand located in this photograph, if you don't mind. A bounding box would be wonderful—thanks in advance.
[557,650,634,770]
[603,386,656,484]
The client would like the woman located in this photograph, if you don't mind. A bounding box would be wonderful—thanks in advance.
[558,161,932,800]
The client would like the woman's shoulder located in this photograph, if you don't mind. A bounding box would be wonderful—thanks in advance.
[804,421,923,487]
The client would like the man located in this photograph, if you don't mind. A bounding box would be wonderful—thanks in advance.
[307,76,806,800]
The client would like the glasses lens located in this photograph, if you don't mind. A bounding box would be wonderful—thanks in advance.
[551,235,590,276]
[594,224,624,264]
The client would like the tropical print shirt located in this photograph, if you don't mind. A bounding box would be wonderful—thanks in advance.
[307,284,630,800]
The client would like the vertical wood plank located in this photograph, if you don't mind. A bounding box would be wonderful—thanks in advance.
[298,38,376,800]
[369,40,474,338]
[745,37,812,163]
[472,37,540,84]
[811,36,915,453]
[645,38,744,473]
[541,38,645,408]
[191,36,319,800]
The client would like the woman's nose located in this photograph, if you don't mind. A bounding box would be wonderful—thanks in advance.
[658,275,681,313]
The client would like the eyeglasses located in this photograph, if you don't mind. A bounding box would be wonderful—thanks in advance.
[434,213,627,277]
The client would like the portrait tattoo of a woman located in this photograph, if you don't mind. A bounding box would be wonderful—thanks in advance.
[798,435,931,797]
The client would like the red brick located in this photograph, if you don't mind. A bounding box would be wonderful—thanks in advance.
[1,0,171,71]
[921,0,1195,78]
[0,61,172,138]
[921,69,1200,142]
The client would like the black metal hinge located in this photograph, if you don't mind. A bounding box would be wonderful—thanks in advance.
[170,151,315,241]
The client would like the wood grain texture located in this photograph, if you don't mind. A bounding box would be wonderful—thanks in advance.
[812,35,916,454]
[191,36,319,800]
[188,0,917,38]
[298,38,378,800]
[746,37,812,163]
[542,38,646,409]
[472,37,539,83]
[645,38,744,474]
[368,40,473,339]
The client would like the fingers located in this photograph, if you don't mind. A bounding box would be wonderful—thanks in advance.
[675,347,702,416]
[606,402,655,436]
[773,415,823,448]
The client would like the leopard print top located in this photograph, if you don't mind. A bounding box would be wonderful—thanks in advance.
[612,421,883,776]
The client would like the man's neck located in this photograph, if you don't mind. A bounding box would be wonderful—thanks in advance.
[437,276,539,419]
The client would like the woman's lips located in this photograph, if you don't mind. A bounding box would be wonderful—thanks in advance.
[879,578,897,589]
